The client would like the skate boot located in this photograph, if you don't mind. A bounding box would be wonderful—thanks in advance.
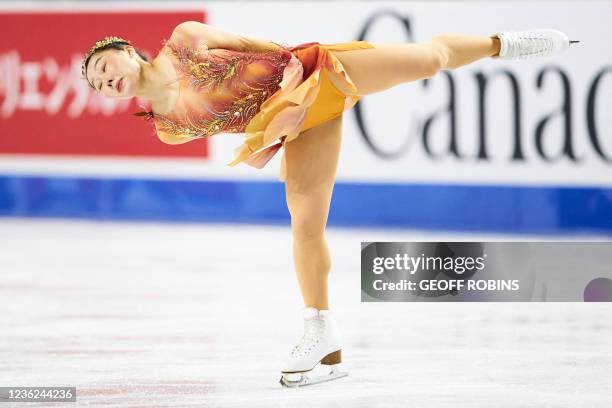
[490,28,579,60]
[279,307,348,388]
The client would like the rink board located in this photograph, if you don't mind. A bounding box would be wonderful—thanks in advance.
[1,174,611,235]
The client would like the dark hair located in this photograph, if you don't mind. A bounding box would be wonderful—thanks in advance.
[81,41,150,90]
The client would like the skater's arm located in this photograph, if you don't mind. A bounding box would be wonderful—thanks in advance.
[171,21,284,53]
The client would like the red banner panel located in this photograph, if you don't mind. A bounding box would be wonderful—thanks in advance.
[0,9,210,158]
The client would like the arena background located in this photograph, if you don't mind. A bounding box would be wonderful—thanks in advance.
[1,1,611,407]
[1,0,611,234]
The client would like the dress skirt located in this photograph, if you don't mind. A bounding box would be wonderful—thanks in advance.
[227,40,376,181]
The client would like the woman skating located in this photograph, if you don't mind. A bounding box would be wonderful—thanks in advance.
[81,21,577,387]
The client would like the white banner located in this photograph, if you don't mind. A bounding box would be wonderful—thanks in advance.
[1,1,610,187]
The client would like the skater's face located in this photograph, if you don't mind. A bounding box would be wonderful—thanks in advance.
[85,46,141,99]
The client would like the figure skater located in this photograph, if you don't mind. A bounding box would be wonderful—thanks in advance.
[81,22,577,387]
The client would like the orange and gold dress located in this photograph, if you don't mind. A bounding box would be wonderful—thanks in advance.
[141,37,375,181]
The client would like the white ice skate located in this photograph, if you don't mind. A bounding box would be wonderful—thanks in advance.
[490,28,579,60]
[279,307,348,388]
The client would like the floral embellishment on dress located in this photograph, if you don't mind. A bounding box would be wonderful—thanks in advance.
[137,38,292,141]
[154,112,204,139]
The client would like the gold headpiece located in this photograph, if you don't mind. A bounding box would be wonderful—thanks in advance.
[81,36,131,79]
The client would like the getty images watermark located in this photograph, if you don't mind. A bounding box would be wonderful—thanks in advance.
[361,242,612,302]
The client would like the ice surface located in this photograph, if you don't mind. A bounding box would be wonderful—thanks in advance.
[0,218,610,407]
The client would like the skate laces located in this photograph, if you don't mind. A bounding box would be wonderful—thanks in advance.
[291,317,325,357]
[509,33,553,58]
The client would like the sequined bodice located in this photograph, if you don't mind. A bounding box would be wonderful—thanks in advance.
[149,39,293,139]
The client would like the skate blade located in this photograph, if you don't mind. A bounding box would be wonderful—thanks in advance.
[280,366,348,388]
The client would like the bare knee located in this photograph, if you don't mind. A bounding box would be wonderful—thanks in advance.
[402,40,448,80]
[286,191,330,240]
[292,218,326,242]
[291,211,327,241]
[429,35,454,72]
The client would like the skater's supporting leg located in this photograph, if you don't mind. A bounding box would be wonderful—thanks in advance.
[328,34,501,96]
[283,116,343,311]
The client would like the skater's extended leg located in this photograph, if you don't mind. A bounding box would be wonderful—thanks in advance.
[283,115,343,311]
[328,33,501,96]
